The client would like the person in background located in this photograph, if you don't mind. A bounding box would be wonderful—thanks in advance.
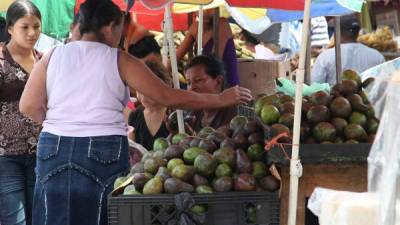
[0,17,10,42]
[240,29,286,61]
[311,15,385,86]
[310,16,330,57]
[0,1,42,225]
[177,8,239,88]
[185,55,237,132]
[128,61,171,150]
[128,35,162,63]
[64,12,81,43]
[121,13,152,51]
[19,0,252,224]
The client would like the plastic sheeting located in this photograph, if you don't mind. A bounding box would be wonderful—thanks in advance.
[367,72,400,225]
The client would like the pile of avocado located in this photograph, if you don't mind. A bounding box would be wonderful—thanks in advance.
[255,70,379,144]
[114,115,280,198]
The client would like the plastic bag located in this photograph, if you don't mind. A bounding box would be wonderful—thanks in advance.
[367,72,400,225]
[276,78,330,97]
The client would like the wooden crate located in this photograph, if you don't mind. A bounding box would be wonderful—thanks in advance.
[267,144,371,225]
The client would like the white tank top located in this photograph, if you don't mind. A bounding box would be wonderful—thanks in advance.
[42,41,129,137]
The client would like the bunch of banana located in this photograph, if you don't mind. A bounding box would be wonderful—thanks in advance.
[358,26,398,52]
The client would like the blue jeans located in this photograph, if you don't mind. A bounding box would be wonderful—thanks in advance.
[0,154,36,225]
[33,132,130,225]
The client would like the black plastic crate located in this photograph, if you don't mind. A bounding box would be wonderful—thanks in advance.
[108,192,280,225]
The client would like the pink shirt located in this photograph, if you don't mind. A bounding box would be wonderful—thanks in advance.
[42,41,130,137]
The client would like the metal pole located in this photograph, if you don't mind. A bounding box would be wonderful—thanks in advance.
[165,5,185,134]
[212,8,220,57]
[197,5,204,55]
[288,0,311,224]
[334,17,342,84]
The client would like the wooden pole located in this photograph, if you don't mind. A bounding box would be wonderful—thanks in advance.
[288,0,311,224]
[165,5,185,134]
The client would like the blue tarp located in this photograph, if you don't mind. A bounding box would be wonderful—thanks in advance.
[267,0,355,22]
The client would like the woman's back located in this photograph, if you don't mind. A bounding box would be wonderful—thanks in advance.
[43,41,129,137]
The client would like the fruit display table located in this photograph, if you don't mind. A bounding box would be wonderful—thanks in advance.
[267,144,371,225]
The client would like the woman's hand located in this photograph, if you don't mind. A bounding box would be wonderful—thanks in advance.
[219,86,253,106]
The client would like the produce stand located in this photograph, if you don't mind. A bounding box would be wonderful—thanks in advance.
[267,144,371,225]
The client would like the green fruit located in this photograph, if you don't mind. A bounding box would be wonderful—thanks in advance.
[163,145,185,160]
[142,177,163,194]
[278,113,294,128]
[349,112,367,127]
[195,185,214,194]
[153,138,169,151]
[144,158,165,174]
[307,105,330,124]
[341,69,362,86]
[167,158,184,171]
[123,185,141,195]
[198,127,215,137]
[114,176,127,189]
[183,147,207,165]
[252,161,267,179]
[331,117,348,135]
[344,124,368,142]
[132,173,153,190]
[213,176,233,192]
[367,118,379,134]
[247,144,264,161]
[215,163,233,178]
[309,91,331,106]
[164,178,194,194]
[254,95,277,115]
[233,173,256,192]
[312,122,336,142]
[260,105,280,125]
[213,147,236,167]
[191,204,207,215]
[172,165,195,181]
[345,139,359,144]
[156,167,171,181]
[229,116,248,131]
[172,133,189,145]
[194,153,218,177]
[259,175,280,192]
[329,97,352,118]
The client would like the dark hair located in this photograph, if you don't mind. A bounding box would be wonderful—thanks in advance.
[241,29,259,45]
[0,17,9,42]
[72,11,80,26]
[128,36,161,59]
[145,60,172,87]
[6,0,41,30]
[79,0,122,35]
[185,55,225,79]
[340,15,360,40]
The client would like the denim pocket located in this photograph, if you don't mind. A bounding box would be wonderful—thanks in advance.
[37,133,60,161]
[88,136,122,165]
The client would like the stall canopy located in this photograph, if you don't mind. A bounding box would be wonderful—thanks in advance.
[227,0,358,35]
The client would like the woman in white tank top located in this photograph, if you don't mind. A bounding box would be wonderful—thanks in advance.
[18,1,251,225]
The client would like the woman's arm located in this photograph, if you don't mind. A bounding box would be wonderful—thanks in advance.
[176,22,197,61]
[19,52,51,124]
[118,51,252,110]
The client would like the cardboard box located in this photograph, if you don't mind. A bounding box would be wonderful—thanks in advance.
[375,10,400,36]
[237,59,290,98]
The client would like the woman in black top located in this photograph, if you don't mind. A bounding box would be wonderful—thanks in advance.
[128,60,171,150]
